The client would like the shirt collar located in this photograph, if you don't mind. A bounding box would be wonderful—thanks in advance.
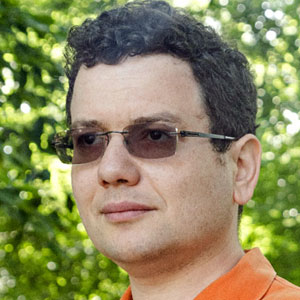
[120,248,276,300]
[195,248,276,300]
[120,286,132,300]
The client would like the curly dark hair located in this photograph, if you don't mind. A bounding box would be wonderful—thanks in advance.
[64,0,257,154]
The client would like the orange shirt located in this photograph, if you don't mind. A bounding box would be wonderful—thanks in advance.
[120,248,300,300]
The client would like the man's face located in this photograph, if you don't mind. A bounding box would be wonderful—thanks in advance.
[71,55,237,268]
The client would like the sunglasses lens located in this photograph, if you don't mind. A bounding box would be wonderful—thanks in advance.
[72,130,106,164]
[125,124,177,158]
[53,129,106,164]
[53,131,73,164]
[53,124,177,164]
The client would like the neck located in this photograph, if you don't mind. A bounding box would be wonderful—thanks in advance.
[126,242,244,300]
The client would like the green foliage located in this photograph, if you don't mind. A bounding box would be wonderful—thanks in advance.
[1,0,128,299]
[0,0,299,298]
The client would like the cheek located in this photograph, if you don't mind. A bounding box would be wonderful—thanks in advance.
[71,166,97,211]
[143,159,213,206]
[143,151,232,214]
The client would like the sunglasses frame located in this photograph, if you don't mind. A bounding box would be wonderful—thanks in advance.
[52,125,237,164]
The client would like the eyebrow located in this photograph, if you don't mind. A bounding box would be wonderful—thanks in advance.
[71,112,183,130]
[71,119,106,130]
[132,112,182,125]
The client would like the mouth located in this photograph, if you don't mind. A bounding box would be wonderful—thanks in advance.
[101,201,155,222]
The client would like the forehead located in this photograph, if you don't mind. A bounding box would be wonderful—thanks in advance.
[71,54,208,129]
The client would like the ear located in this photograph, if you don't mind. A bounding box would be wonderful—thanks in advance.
[231,134,261,206]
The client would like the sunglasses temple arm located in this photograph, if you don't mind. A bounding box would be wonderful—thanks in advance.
[179,131,236,140]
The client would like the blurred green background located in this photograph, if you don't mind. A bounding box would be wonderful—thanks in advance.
[0,0,299,299]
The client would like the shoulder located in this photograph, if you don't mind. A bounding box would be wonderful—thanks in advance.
[263,275,300,300]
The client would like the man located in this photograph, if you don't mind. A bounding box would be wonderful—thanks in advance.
[53,1,300,299]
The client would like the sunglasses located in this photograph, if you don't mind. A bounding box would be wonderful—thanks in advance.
[52,123,236,164]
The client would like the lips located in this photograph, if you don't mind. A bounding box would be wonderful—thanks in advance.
[101,201,155,222]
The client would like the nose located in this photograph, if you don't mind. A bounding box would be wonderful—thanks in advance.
[97,134,140,188]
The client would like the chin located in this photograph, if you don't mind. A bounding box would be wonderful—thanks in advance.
[96,242,156,264]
